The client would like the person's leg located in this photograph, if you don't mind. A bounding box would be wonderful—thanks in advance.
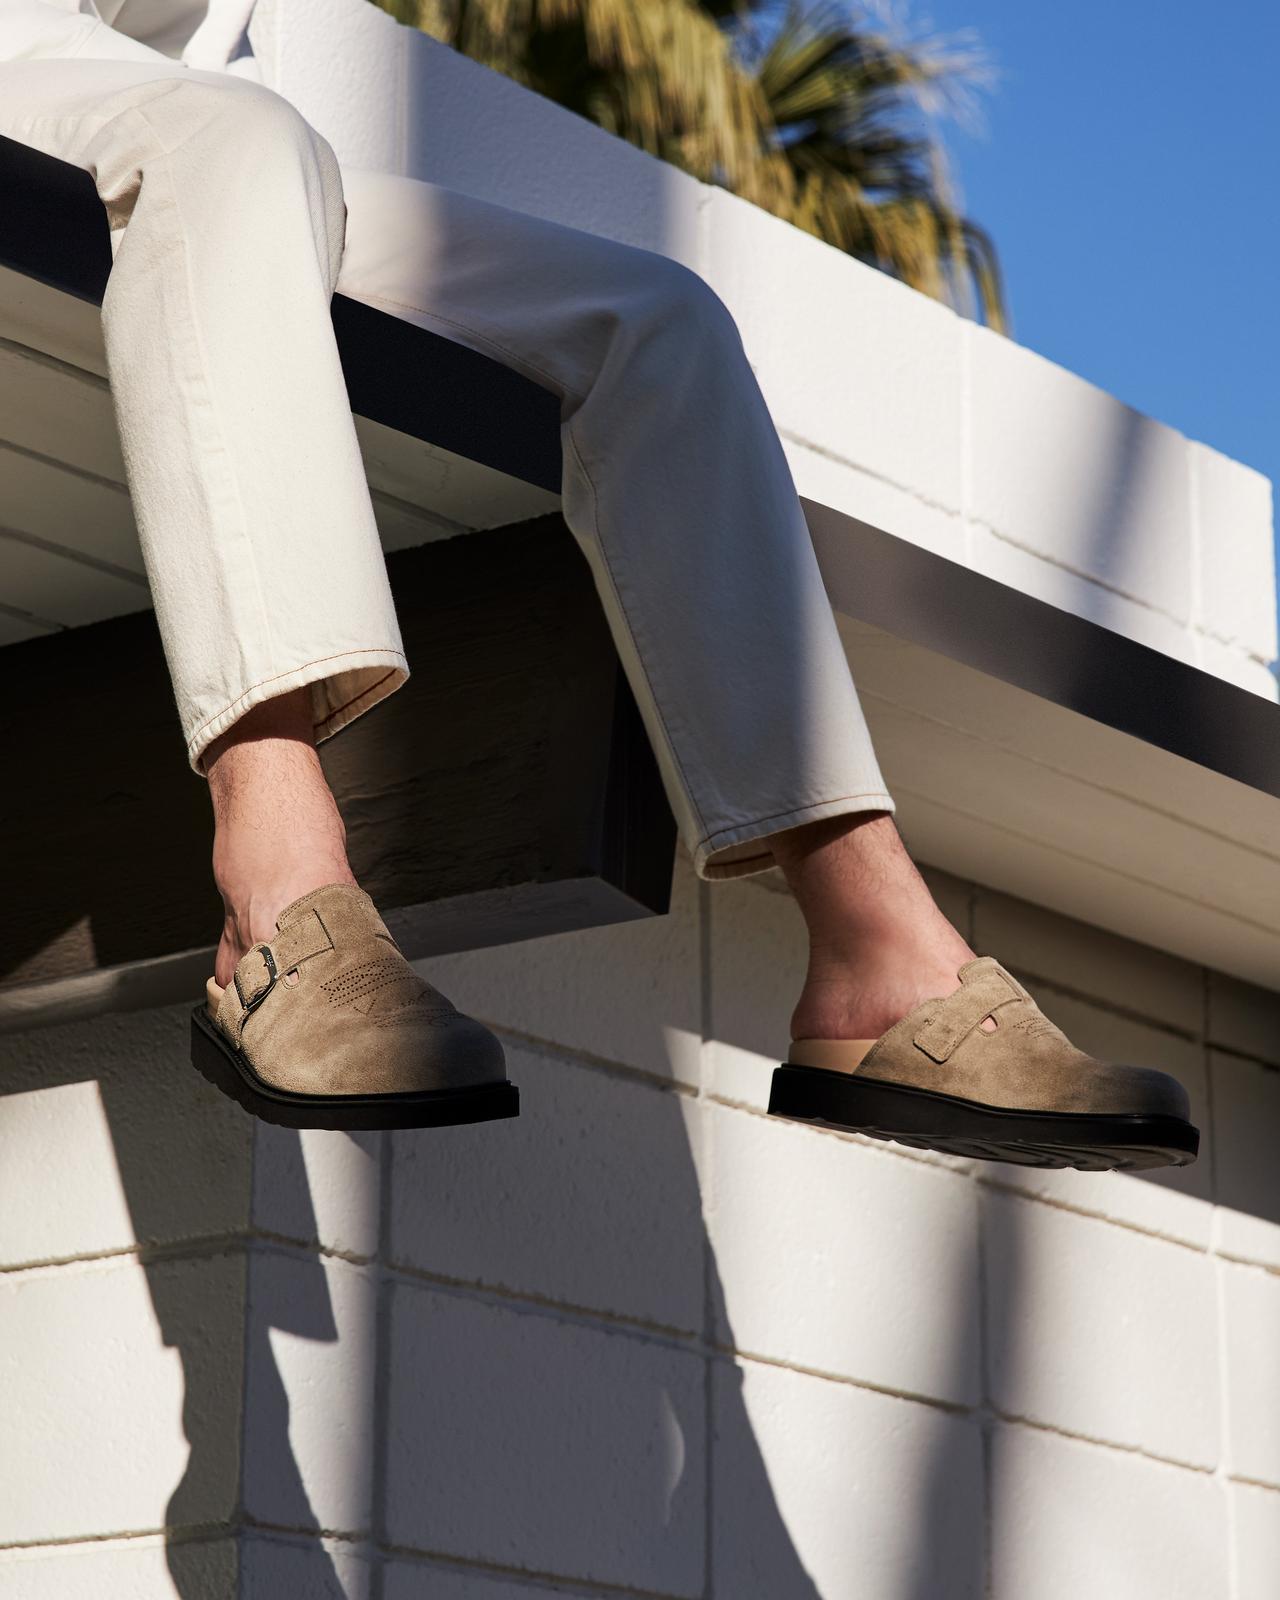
[203,688,357,988]
[771,812,974,1040]
[335,167,1197,1168]
[336,171,974,981]
[0,59,399,959]
[337,167,896,883]
[0,59,514,1125]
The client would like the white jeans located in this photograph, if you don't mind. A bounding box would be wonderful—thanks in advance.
[0,48,894,879]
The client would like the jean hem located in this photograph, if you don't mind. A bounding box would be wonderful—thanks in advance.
[187,648,409,774]
[693,790,897,881]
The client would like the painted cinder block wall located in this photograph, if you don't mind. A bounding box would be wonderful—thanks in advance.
[3,4,1279,1596]
[3,847,1280,1598]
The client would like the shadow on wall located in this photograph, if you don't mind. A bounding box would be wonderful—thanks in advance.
[0,1002,832,1596]
[0,854,1052,1597]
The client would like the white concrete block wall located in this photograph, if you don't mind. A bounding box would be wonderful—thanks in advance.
[5,846,1280,1595]
[252,0,1277,696]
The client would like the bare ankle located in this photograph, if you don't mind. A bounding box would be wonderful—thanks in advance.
[204,689,358,986]
[773,811,974,1040]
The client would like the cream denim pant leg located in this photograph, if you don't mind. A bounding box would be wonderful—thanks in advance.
[0,54,895,881]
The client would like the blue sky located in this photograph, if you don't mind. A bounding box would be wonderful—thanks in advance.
[905,0,1279,551]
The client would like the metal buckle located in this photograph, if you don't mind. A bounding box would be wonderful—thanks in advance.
[234,944,278,1016]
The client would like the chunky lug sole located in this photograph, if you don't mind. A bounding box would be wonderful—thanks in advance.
[191,1005,519,1131]
[768,1063,1199,1171]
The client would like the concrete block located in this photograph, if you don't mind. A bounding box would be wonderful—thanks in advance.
[1231,1481,1280,1600]
[252,1124,381,1259]
[1221,1258,1280,1487]
[1194,441,1277,660]
[970,525,1197,662]
[980,983,1212,1243]
[983,1191,1219,1468]
[712,1357,985,1598]
[988,1424,1227,1600]
[782,437,966,562]
[386,1282,705,1594]
[0,1252,244,1543]
[0,1536,236,1600]
[265,0,702,262]
[708,1102,980,1406]
[243,1251,378,1536]
[240,1535,373,1599]
[971,887,1203,1035]
[969,325,1193,624]
[391,1044,704,1333]
[702,185,966,513]
[415,850,701,1086]
[0,1005,252,1267]
[1207,972,1280,1066]
[1211,1051,1280,1270]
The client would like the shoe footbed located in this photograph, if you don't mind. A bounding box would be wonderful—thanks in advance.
[787,1039,878,1073]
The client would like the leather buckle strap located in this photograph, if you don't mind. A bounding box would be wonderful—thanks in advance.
[234,943,278,1016]
[913,964,1021,1063]
[229,908,335,1027]
[270,907,334,975]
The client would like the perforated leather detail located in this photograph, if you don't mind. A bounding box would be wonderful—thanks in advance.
[323,957,419,1009]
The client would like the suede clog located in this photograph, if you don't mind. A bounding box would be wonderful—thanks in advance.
[768,956,1198,1170]
[190,883,518,1130]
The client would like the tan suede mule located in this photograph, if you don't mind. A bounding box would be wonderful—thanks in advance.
[190,883,518,1130]
[768,956,1198,1170]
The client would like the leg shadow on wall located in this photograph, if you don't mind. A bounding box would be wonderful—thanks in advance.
[95,1085,349,1600]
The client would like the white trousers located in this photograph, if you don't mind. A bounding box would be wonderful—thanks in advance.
[0,46,894,879]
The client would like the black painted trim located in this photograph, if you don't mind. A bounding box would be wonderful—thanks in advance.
[804,502,1280,801]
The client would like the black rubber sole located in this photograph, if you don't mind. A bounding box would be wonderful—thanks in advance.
[768,1064,1199,1171]
[190,1005,520,1131]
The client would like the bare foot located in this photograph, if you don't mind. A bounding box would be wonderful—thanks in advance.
[203,688,358,988]
[771,811,975,1041]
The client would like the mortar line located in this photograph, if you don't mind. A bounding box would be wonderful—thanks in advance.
[379,1540,690,1600]
[967,520,1197,631]
[775,425,961,518]
[973,1175,1210,1256]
